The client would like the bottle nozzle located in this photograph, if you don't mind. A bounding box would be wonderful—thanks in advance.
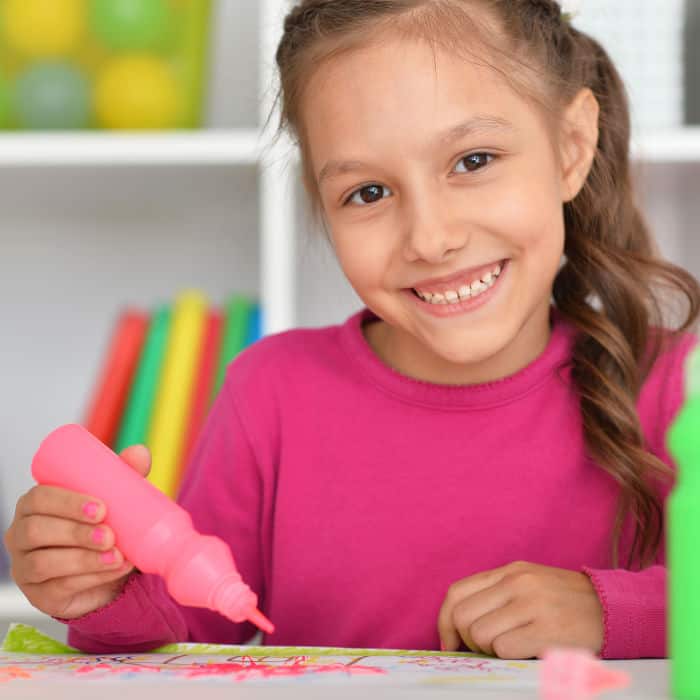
[247,607,275,635]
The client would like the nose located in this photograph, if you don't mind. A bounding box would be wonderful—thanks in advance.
[401,188,469,264]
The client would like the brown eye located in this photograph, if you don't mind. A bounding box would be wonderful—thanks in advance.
[455,152,494,173]
[346,184,391,207]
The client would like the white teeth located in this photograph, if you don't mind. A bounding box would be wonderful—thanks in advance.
[415,261,505,305]
[444,290,459,303]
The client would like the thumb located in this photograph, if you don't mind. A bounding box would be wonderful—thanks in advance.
[119,444,151,478]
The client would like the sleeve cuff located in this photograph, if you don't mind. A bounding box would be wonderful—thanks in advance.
[582,565,666,659]
[56,573,187,653]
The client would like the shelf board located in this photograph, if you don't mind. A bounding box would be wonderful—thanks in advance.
[632,127,700,163]
[0,127,696,167]
[0,129,263,166]
[0,581,47,620]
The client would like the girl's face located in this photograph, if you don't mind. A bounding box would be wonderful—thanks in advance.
[302,34,597,384]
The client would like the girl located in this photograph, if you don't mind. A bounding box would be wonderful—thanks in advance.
[5,0,700,660]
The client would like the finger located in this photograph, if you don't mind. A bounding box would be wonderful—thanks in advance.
[13,515,115,553]
[465,599,534,657]
[492,622,542,660]
[15,486,105,524]
[16,547,125,585]
[119,445,151,478]
[438,569,510,652]
[22,565,134,618]
[449,585,513,654]
[42,566,134,601]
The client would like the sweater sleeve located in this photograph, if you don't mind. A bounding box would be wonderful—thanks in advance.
[581,565,666,659]
[66,370,266,652]
[579,333,698,660]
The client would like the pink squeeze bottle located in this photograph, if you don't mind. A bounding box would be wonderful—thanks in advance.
[31,423,274,635]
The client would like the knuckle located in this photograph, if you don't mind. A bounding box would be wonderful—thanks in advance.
[3,524,14,551]
[74,522,90,547]
[469,622,489,650]
[445,582,461,604]
[505,570,537,592]
[25,551,48,582]
[507,560,528,572]
[24,487,44,513]
[23,518,44,548]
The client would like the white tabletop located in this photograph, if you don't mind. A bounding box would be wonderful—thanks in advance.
[0,655,671,700]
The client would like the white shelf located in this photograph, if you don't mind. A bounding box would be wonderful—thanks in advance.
[632,127,700,163]
[0,129,262,167]
[0,127,696,168]
[0,581,45,620]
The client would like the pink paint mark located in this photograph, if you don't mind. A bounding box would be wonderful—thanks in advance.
[183,660,386,681]
[0,666,32,683]
[76,664,162,676]
[403,656,499,672]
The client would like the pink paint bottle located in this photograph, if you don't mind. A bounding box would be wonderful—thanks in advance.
[31,423,274,635]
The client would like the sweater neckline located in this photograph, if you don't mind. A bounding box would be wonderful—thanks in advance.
[338,307,576,409]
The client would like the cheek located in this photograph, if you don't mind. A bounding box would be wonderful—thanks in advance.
[486,181,565,260]
[332,225,393,288]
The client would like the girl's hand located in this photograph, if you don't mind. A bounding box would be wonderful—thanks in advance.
[3,444,151,621]
[437,561,604,659]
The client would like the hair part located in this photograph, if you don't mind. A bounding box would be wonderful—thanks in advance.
[271,0,700,569]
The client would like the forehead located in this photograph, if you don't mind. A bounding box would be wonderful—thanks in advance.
[301,36,538,173]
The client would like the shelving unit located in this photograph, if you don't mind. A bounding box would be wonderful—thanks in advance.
[0,130,262,166]
[1,0,698,638]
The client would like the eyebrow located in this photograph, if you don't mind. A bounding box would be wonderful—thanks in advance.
[317,114,515,185]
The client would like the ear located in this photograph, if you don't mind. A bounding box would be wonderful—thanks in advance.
[558,87,600,203]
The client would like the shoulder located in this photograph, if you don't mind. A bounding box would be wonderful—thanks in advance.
[220,313,359,399]
[638,328,698,456]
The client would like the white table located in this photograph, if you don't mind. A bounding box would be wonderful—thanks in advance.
[0,655,672,700]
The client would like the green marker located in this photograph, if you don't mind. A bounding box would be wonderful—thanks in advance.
[668,344,700,699]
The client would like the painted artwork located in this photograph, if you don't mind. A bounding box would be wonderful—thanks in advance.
[0,624,540,690]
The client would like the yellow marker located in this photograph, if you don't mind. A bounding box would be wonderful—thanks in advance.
[94,54,182,130]
[148,290,207,498]
[2,0,85,58]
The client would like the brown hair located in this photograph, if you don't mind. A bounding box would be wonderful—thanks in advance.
[270,0,700,569]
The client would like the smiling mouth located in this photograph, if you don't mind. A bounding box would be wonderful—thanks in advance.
[410,260,507,306]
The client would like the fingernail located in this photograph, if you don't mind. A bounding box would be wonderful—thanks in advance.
[101,550,116,565]
[91,527,105,544]
[83,502,100,520]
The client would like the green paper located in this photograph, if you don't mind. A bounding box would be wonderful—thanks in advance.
[2,624,76,654]
[114,305,171,453]
[2,624,476,658]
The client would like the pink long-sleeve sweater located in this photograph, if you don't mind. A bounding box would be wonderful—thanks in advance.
[65,308,696,658]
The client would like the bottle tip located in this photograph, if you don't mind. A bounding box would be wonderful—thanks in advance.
[247,607,275,635]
